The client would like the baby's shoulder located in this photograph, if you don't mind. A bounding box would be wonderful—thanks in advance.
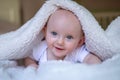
[83,53,102,64]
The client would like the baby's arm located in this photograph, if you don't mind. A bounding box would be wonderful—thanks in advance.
[24,57,38,68]
[83,53,102,64]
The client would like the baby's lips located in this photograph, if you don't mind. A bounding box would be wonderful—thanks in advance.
[55,47,64,50]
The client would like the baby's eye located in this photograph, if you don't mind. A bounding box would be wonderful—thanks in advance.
[66,35,73,39]
[51,31,57,36]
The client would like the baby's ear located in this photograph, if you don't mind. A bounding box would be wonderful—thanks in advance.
[41,27,47,40]
[78,37,85,47]
[42,26,47,36]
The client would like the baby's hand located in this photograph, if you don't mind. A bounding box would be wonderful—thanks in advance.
[29,64,38,68]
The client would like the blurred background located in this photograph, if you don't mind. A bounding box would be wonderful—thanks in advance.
[0,0,120,34]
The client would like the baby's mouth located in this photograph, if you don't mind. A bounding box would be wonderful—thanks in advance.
[55,47,64,50]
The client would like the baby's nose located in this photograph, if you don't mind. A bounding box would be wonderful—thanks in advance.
[57,37,64,45]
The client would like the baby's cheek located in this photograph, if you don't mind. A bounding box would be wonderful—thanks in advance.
[66,43,77,52]
[46,37,55,46]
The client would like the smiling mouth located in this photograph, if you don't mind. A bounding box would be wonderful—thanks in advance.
[55,47,64,50]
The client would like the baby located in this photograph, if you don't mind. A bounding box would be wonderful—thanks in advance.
[25,9,101,68]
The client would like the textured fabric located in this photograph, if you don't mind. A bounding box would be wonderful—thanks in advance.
[0,0,120,62]
[30,41,89,64]
[0,0,119,61]
[0,0,120,80]
[31,40,48,63]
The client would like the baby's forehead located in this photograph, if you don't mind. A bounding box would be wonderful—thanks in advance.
[53,9,73,15]
[46,9,83,37]
[50,9,76,20]
[47,9,81,26]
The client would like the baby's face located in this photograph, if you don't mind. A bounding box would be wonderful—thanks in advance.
[45,10,84,60]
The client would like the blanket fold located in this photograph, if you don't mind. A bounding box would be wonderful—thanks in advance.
[0,0,120,76]
[0,0,120,80]
[0,0,120,61]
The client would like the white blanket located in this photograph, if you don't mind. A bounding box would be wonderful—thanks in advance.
[0,55,120,80]
[0,0,120,80]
